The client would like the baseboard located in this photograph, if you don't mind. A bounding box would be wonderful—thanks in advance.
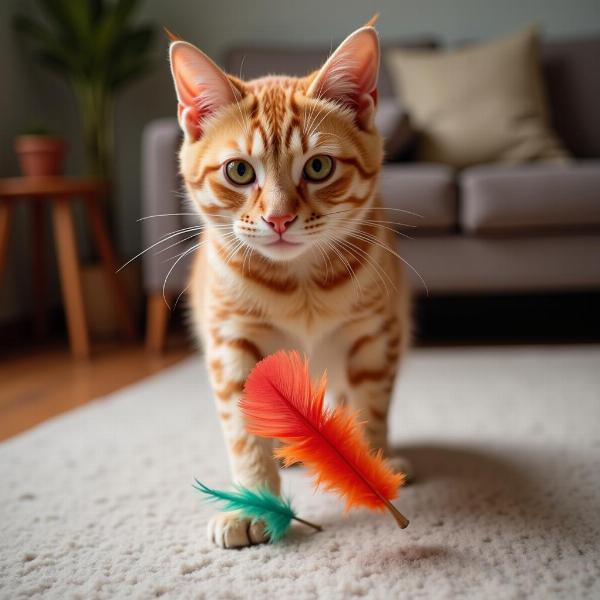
[2,292,598,352]
[414,291,600,345]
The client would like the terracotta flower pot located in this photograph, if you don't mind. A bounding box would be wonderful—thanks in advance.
[14,135,66,177]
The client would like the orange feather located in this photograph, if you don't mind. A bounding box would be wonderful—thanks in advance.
[239,351,409,528]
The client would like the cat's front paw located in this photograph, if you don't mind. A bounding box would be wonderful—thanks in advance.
[207,511,269,549]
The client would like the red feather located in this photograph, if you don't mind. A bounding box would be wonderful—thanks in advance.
[239,351,409,528]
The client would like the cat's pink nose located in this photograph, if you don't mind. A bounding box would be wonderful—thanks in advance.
[263,214,296,234]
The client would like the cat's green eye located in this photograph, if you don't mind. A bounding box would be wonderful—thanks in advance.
[303,155,334,182]
[225,160,256,185]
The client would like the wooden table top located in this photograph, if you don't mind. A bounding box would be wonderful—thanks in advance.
[0,176,109,198]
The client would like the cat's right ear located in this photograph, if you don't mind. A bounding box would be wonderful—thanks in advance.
[169,41,237,141]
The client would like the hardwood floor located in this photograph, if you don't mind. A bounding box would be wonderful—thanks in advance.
[0,336,193,442]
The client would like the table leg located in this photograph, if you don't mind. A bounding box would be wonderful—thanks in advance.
[32,201,47,337]
[85,197,136,340]
[146,292,172,352]
[52,198,90,358]
[0,201,14,286]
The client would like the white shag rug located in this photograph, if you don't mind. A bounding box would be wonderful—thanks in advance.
[1,346,599,600]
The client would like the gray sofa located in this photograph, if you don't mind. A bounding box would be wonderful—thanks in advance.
[142,35,600,350]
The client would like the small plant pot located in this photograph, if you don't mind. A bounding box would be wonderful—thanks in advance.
[14,135,66,177]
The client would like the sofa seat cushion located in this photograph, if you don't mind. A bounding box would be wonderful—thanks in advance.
[379,164,457,232]
[461,161,600,234]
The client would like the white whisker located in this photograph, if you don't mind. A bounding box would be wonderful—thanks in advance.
[337,216,417,228]
[306,106,335,140]
[224,76,251,137]
[304,83,329,136]
[156,231,203,255]
[117,225,209,273]
[241,242,254,276]
[322,206,424,219]
[137,212,200,221]
[167,233,234,310]
[333,224,429,295]
[223,239,245,266]
[159,229,236,259]
[162,242,201,309]
[335,236,396,297]
[322,238,362,299]
[314,240,333,283]
[337,218,415,239]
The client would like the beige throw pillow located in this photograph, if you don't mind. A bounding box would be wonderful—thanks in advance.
[385,27,568,168]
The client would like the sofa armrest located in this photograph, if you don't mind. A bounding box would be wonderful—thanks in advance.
[141,118,192,293]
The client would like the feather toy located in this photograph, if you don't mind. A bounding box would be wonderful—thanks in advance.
[239,351,409,528]
[193,480,322,542]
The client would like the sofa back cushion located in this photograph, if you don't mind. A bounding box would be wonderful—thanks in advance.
[541,37,600,159]
[224,37,436,99]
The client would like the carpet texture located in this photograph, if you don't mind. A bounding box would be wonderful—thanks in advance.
[1,346,599,599]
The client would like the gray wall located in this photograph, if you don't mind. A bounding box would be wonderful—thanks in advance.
[1,0,599,322]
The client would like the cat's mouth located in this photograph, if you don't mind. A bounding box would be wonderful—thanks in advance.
[266,239,303,247]
[250,235,308,261]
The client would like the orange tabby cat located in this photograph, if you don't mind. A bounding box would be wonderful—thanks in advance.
[169,22,411,548]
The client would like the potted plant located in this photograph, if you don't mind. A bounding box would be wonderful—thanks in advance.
[14,0,156,235]
[15,123,66,177]
[14,0,156,338]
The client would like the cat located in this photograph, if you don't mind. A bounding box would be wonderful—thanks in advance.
[168,21,411,548]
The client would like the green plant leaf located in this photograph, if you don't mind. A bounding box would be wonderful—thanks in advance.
[39,0,91,47]
[111,0,141,28]
[14,15,81,74]
[14,0,157,194]
[95,0,138,60]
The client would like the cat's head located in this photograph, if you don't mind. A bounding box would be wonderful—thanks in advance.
[169,23,382,263]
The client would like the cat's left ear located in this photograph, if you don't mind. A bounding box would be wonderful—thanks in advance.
[308,26,380,131]
[169,41,238,141]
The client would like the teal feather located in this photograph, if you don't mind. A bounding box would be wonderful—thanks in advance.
[193,480,295,542]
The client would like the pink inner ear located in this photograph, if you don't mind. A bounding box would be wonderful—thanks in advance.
[170,41,237,139]
[178,104,200,141]
[309,27,380,112]
[173,63,200,108]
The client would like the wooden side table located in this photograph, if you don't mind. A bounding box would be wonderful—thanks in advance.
[0,176,136,358]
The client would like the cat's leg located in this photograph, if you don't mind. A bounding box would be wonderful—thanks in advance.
[204,322,281,549]
[332,311,413,479]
